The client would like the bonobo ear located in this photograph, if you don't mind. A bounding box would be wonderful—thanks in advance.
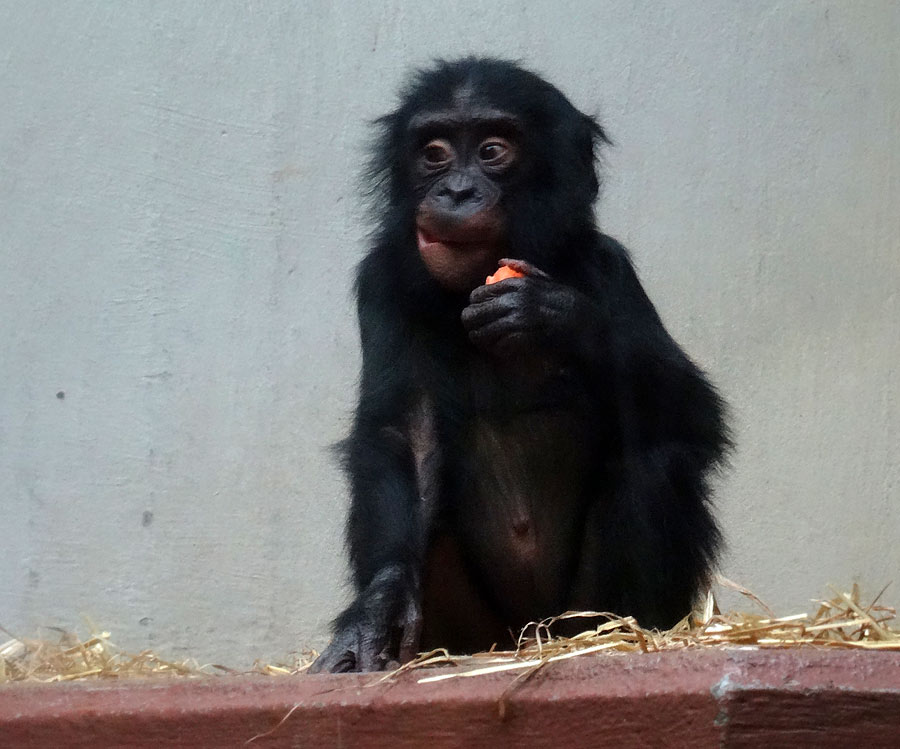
[561,111,608,202]
[365,111,405,206]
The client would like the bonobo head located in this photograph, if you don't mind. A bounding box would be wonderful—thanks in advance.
[370,58,608,293]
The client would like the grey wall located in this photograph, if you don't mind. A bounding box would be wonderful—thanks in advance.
[1,1,897,665]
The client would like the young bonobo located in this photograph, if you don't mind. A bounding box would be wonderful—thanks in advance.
[311,58,729,673]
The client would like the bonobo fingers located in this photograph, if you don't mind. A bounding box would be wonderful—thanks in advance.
[397,596,423,664]
[461,291,522,330]
[497,257,552,280]
[468,275,528,306]
[308,628,359,673]
[310,622,390,674]
[356,629,389,672]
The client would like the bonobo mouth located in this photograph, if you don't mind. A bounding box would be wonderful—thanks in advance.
[415,212,502,253]
[416,224,487,253]
[416,227,476,253]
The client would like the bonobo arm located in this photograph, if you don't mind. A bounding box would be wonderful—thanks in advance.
[571,241,729,627]
[310,256,425,673]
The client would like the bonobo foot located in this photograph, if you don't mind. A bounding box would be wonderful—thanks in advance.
[309,566,422,673]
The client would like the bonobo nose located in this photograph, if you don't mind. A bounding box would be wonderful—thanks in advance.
[439,184,477,204]
[437,174,480,207]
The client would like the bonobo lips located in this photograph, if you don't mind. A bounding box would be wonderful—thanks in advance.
[415,209,503,251]
[416,226,481,253]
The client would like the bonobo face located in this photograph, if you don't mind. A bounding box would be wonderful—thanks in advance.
[410,101,521,292]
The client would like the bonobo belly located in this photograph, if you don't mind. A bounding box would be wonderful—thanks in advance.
[453,409,591,628]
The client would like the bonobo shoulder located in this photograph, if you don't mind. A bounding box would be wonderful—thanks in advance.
[354,249,396,310]
[588,232,638,273]
[573,232,642,293]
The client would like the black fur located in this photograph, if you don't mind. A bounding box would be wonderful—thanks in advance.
[311,58,729,673]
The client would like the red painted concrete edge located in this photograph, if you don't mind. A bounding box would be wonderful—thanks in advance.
[1,650,899,748]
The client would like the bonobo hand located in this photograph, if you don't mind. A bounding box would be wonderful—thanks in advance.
[461,258,598,358]
[309,566,422,673]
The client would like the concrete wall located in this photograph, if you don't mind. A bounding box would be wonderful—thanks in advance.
[1,1,897,665]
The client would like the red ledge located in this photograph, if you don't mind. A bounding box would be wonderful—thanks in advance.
[2,650,899,748]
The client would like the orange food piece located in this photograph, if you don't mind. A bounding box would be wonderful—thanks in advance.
[485,265,525,285]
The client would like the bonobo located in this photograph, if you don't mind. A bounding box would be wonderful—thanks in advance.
[311,58,729,673]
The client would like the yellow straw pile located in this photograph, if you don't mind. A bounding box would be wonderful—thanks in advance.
[2,580,897,685]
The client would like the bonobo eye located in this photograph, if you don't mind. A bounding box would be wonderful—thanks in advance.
[478,138,514,168]
[421,139,453,169]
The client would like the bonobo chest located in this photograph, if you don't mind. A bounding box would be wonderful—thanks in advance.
[447,353,594,621]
